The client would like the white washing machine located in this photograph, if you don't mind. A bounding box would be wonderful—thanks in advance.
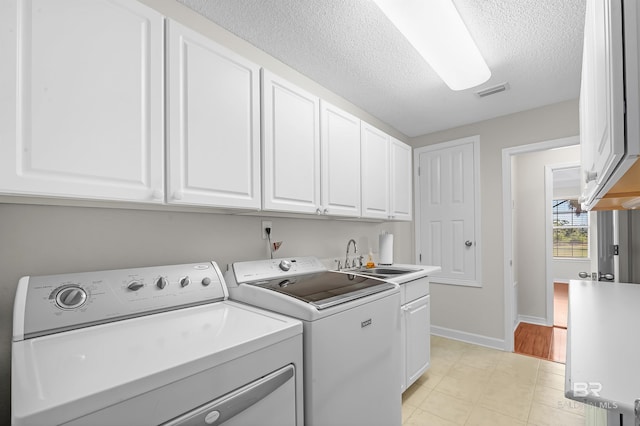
[225,257,402,426]
[12,261,303,426]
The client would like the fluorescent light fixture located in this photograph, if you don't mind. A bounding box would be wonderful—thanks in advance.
[374,0,491,90]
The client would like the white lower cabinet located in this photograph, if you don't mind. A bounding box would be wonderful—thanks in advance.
[0,0,165,203]
[166,20,261,209]
[400,278,431,392]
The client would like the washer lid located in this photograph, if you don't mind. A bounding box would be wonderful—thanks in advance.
[249,271,396,309]
[11,301,301,425]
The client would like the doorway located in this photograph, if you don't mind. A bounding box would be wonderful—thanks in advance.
[501,136,580,353]
[512,163,582,364]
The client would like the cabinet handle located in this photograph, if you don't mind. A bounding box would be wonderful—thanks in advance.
[323,208,329,215]
[151,189,163,201]
[584,170,598,183]
[315,207,322,215]
[465,240,473,247]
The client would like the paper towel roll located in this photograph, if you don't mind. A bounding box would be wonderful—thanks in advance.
[379,233,393,265]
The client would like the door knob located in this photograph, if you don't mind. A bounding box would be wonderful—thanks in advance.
[599,273,614,281]
[578,272,589,279]
[465,240,473,247]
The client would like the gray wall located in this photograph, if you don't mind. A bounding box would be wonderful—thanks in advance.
[410,99,579,342]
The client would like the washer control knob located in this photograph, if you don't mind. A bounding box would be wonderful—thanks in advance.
[180,276,191,287]
[56,286,87,309]
[279,260,292,271]
[127,281,143,291]
[201,277,211,286]
[156,277,168,289]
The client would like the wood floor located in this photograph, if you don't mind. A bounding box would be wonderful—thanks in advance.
[514,282,568,363]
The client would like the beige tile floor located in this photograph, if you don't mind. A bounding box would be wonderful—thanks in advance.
[402,336,585,426]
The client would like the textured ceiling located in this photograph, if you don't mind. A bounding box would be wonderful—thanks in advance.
[177,0,586,137]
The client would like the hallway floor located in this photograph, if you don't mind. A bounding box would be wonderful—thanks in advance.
[514,283,568,364]
[402,336,584,425]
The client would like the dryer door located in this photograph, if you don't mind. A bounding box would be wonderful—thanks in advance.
[163,364,296,426]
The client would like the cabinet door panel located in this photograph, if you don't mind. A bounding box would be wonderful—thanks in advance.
[361,122,389,219]
[320,101,361,217]
[390,138,412,221]
[167,20,260,208]
[405,295,430,388]
[262,71,320,213]
[581,0,625,205]
[0,0,164,202]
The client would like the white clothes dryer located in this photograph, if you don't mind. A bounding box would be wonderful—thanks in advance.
[12,261,303,426]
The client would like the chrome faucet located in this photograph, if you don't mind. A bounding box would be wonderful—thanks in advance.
[345,239,357,269]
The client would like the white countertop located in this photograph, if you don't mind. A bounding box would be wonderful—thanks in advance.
[379,263,441,284]
[565,279,640,417]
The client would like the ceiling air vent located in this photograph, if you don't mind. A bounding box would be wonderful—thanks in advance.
[475,82,510,98]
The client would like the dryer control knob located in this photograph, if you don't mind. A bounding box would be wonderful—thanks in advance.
[180,276,191,287]
[56,286,87,309]
[201,277,212,286]
[127,281,144,291]
[279,260,292,271]
[156,277,168,289]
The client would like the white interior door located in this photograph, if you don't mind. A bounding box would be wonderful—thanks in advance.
[417,138,479,285]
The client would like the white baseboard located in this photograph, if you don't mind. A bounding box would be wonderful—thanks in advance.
[516,315,548,327]
[430,325,505,351]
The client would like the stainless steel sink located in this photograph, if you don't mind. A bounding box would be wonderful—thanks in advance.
[353,267,420,277]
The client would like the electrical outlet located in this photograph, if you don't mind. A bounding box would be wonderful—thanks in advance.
[261,221,272,240]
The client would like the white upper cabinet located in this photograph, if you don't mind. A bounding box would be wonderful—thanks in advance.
[390,137,413,220]
[0,0,164,203]
[580,0,625,207]
[361,122,390,219]
[262,70,321,214]
[361,123,412,221]
[166,20,260,209]
[320,101,361,217]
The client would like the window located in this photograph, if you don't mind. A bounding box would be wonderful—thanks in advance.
[552,199,589,258]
